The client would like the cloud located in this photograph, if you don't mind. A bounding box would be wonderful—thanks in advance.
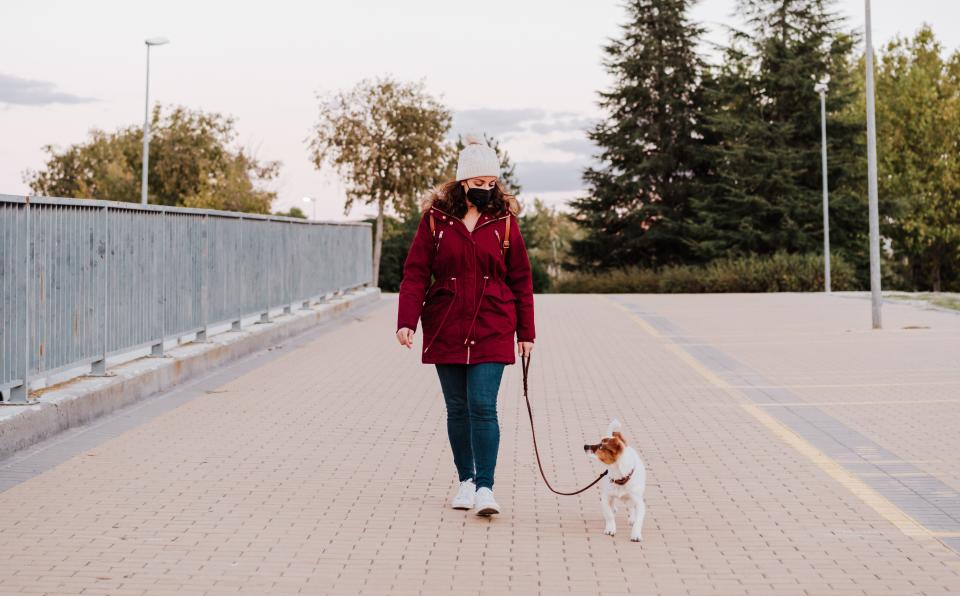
[515,159,591,193]
[545,136,598,157]
[526,114,597,134]
[0,73,95,106]
[452,108,546,136]
[452,107,599,137]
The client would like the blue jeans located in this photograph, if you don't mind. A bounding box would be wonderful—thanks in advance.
[435,362,506,490]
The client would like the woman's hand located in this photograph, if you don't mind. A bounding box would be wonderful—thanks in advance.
[517,341,533,358]
[396,327,415,349]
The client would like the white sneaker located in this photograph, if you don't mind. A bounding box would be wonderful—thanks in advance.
[451,479,476,510]
[474,487,500,516]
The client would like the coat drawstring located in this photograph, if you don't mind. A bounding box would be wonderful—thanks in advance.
[424,277,457,354]
[463,275,489,345]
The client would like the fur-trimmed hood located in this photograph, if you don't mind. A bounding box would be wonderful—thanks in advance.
[418,183,522,217]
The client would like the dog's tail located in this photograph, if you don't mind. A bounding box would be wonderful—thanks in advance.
[607,418,622,436]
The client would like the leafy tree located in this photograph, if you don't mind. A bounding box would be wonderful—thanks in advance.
[569,0,712,270]
[869,26,960,291]
[308,76,452,286]
[518,198,582,279]
[371,214,420,292]
[25,104,280,212]
[697,0,867,277]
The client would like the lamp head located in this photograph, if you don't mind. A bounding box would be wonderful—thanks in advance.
[145,37,170,46]
[813,73,830,94]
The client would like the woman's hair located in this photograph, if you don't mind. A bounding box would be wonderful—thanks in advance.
[420,179,522,218]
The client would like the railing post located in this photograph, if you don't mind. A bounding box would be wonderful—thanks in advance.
[231,215,243,332]
[8,198,31,403]
[150,209,165,357]
[258,219,272,324]
[197,213,210,342]
[91,205,109,375]
[283,219,293,315]
[298,222,312,311]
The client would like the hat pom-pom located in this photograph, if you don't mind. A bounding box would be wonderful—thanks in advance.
[464,132,483,146]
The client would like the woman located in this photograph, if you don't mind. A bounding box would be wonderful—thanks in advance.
[395,135,536,516]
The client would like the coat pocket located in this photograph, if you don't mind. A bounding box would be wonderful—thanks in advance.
[425,277,455,302]
[422,277,457,347]
[475,282,517,342]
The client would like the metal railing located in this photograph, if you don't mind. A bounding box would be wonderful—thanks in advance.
[1,195,374,403]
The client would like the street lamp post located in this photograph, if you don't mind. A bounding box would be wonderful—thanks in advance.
[864,0,883,328]
[141,37,169,206]
[815,75,831,293]
[302,196,317,220]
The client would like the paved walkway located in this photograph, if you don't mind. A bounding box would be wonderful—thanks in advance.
[1,293,959,595]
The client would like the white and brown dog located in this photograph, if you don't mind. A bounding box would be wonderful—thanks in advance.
[583,418,646,541]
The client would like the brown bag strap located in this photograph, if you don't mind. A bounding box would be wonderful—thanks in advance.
[502,213,511,258]
[429,212,440,252]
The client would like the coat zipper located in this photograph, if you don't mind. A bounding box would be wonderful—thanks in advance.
[462,275,489,349]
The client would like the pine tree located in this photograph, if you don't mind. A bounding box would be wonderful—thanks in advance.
[694,0,867,276]
[570,0,711,269]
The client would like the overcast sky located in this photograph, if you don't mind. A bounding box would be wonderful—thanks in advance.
[2,0,958,221]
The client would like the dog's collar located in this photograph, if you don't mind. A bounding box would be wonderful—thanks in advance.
[611,467,634,485]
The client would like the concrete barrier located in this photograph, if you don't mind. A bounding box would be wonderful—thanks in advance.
[0,286,380,459]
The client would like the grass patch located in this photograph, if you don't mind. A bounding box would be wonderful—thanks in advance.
[888,292,960,311]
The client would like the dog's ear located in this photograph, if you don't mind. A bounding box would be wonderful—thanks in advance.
[607,418,622,436]
[612,431,627,445]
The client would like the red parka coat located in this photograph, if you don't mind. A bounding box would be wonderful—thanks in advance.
[396,195,536,365]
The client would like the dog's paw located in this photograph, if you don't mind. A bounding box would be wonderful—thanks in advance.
[630,533,643,542]
[603,524,616,536]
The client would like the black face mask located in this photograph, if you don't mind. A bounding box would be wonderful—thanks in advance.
[466,187,493,210]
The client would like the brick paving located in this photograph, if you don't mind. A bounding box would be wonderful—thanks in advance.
[0,293,959,595]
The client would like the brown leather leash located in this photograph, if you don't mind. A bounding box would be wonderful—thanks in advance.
[521,352,608,496]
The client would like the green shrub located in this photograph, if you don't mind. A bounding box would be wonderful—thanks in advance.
[552,253,858,293]
[659,265,704,293]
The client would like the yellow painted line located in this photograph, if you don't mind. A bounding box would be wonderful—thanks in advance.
[858,472,940,478]
[754,399,960,407]
[730,383,960,390]
[700,399,960,407]
[605,298,662,338]
[599,295,934,540]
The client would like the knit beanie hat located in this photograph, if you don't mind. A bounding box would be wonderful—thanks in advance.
[455,133,500,181]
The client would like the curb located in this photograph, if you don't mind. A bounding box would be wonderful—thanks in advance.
[0,286,381,460]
